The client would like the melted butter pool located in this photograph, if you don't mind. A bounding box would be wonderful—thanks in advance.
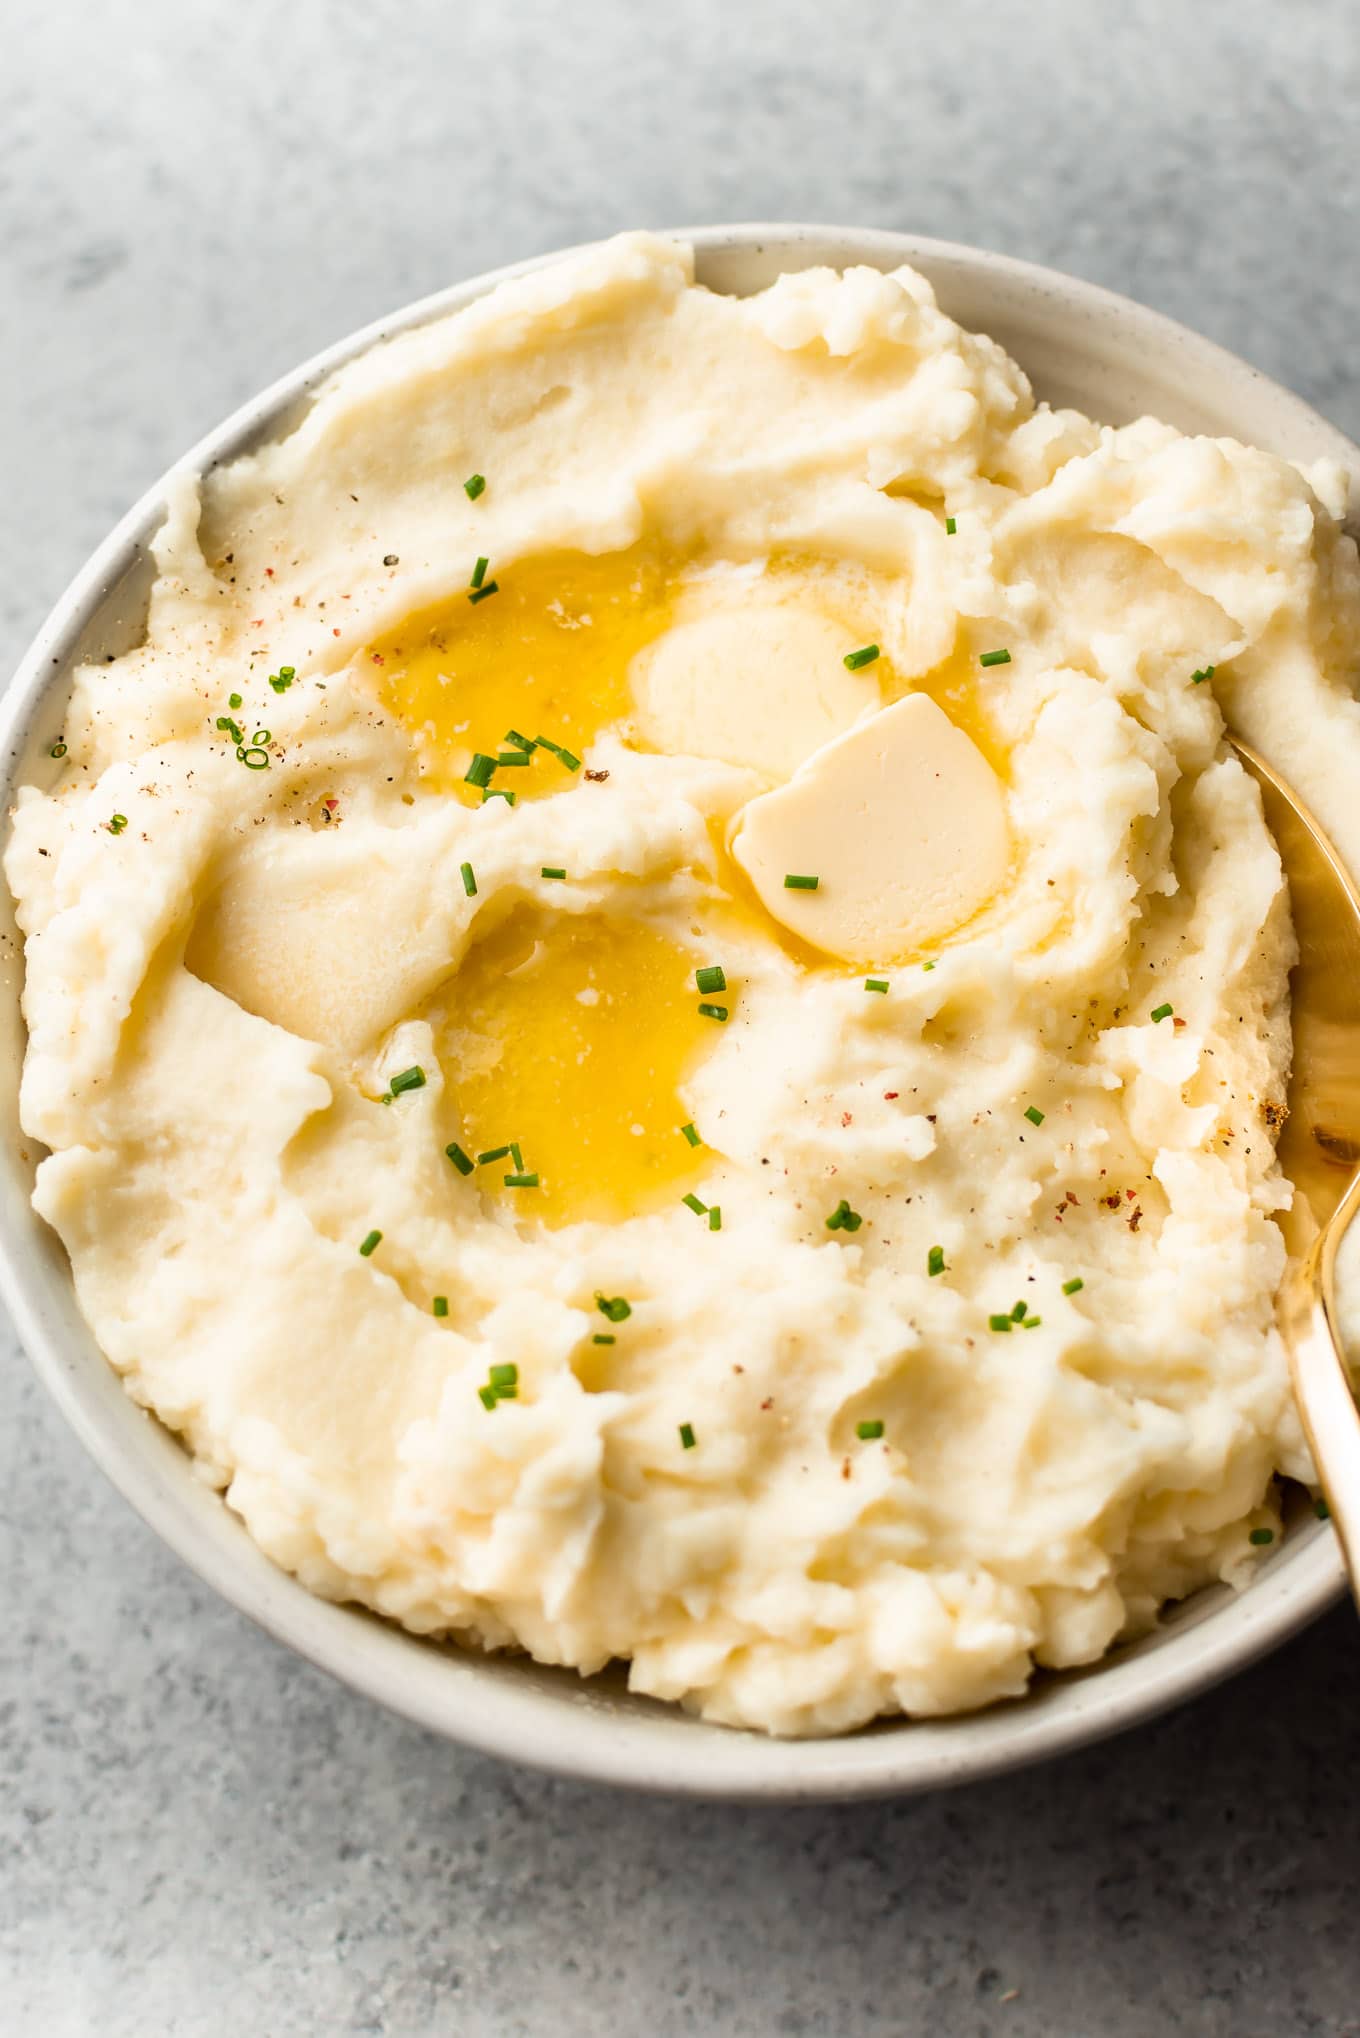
[439,909,712,1226]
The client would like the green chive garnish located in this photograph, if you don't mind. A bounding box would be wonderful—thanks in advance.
[541,866,567,881]
[856,1419,884,1440]
[1024,1105,1045,1126]
[679,1422,696,1450]
[478,1384,498,1410]
[239,746,270,769]
[49,740,67,758]
[460,862,478,897]
[490,1363,518,1388]
[108,814,128,835]
[697,1002,728,1022]
[483,788,516,805]
[596,1293,632,1322]
[592,1333,616,1346]
[468,581,499,605]
[922,960,936,971]
[464,473,486,500]
[216,716,244,744]
[228,693,243,709]
[389,1065,426,1096]
[432,1295,449,1317]
[446,1142,474,1175]
[1249,1527,1274,1546]
[826,1199,863,1233]
[1011,1299,1028,1321]
[844,644,880,671]
[503,1172,540,1187]
[503,730,535,752]
[470,556,490,590]
[680,1122,701,1147]
[980,649,1011,668]
[927,1245,946,1277]
[269,666,295,693]
[708,1206,721,1231]
[945,516,957,535]
[988,1313,1013,1332]
[477,1145,512,1165]
[359,1230,382,1257]
[465,752,496,788]
[1023,1316,1042,1329]
[1062,1277,1084,1296]
[530,737,581,772]
[1192,665,1215,684]
[783,873,819,891]
[1151,1003,1173,1023]
[496,750,530,766]
[682,1193,708,1215]
[865,978,889,994]
[1316,1495,1331,1520]
[695,965,726,994]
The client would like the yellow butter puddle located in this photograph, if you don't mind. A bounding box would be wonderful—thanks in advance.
[371,546,673,799]
[435,908,713,1226]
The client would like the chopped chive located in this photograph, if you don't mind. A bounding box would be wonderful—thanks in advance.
[1062,1276,1084,1296]
[856,1419,884,1440]
[1011,1299,1028,1321]
[465,752,496,788]
[695,965,727,994]
[980,648,1012,668]
[1022,1316,1042,1329]
[1151,1003,1174,1023]
[1024,1105,1045,1126]
[844,643,880,671]
[989,1313,1013,1332]
[865,978,889,994]
[216,716,244,744]
[460,862,478,897]
[503,729,535,752]
[496,751,530,766]
[228,692,243,709]
[922,960,937,971]
[108,813,128,835]
[359,1229,382,1257]
[503,1171,540,1187]
[478,1384,498,1410]
[251,729,271,746]
[697,1002,728,1022]
[826,1199,863,1233]
[679,1422,696,1450]
[269,666,295,693]
[496,1383,519,1400]
[468,581,499,605]
[535,737,582,772]
[1248,1527,1275,1546]
[927,1244,946,1277]
[592,1333,616,1346]
[783,873,819,891]
[433,1295,449,1317]
[1316,1495,1331,1520]
[682,1192,708,1215]
[446,1142,475,1175]
[541,866,567,881]
[945,516,957,535]
[470,555,490,590]
[389,1065,426,1096]
[477,1145,512,1165]
[596,1293,632,1322]
[49,740,67,758]
[1191,665,1215,684]
[489,1363,518,1388]
[708,1206,721,1231]
[679,1121,701,1147]
[464,473,486,500]
[239,746,270,769]
[483,787,516,806]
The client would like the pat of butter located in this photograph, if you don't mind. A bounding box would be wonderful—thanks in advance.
[630,597,880,779]
[730,692,1009,963]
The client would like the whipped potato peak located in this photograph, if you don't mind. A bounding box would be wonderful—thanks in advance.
[11,231,1359,1738]
[730,692,1010,962]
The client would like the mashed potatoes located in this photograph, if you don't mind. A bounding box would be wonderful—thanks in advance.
[11,233,1360,1735]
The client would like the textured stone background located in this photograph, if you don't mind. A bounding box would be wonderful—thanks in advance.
[4,4,1360,2033]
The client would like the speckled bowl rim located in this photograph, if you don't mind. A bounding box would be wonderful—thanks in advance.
[1,225,1351,1801]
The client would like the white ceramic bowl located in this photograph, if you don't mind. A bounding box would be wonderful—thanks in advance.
[3,227,1352,1800]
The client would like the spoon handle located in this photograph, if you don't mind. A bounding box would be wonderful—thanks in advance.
[1280,1180,1360,1591]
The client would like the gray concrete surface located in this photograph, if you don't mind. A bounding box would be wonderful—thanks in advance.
[4,3,1360,2032]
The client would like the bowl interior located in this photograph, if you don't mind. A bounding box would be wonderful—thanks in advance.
[0,226,1350,1799]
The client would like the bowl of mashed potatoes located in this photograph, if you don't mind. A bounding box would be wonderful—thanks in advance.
[3,226,1355,1797]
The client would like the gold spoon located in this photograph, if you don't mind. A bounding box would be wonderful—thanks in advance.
[1232,738,1360,1584]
